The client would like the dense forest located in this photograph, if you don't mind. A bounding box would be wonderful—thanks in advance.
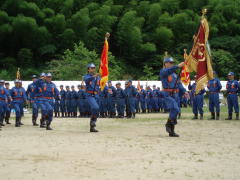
[0,0,239,80]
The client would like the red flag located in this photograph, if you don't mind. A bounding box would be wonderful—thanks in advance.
[137,81,140,92]
[186,16,213,93]
[99,38,109,91]
[180,50,190,86]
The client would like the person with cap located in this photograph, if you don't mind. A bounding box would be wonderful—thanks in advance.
[207,71,222,120]
[225,72,239,120]
[115,82,126,118]
[160,56,186,137]
[42,73,59,129]
[152,85,159,112]
[188,75,206,120]
[125,80,137,118]
[99,84,108,118]
[70,85,78,117]
[146,86,153,113]
[65,85,72,117]
[26,75,39,126]
[84,63,101,132]
[10,79,27,127]
[107,81,117,118]
[0,80,10,129]
[59,85,66,117]
[4,82,12,124]
[139,85,146,113]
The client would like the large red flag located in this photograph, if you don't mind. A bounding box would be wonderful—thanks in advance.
[186,15,213,93]
[99,38,109,91]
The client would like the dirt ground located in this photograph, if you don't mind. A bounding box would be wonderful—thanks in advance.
[0,112,240,180]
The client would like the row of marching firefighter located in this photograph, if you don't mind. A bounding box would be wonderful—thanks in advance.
[0,71,239,130]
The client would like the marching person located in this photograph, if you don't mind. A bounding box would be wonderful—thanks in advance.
[10,79,27,127]
[225,72,239,120]
[207,72,222,120]
[4,82,11,124]
[84,63,101,132]
[160,56,185,137]
[0,80,10,129]
[26,75,39,126]
[188,76,206,120]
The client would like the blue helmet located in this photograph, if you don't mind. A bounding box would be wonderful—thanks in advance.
[116,82,121,85]
[40,72,46,77]
[46,73,52,77]
[108,80,112,84]
[32,75,37,79]
[164,57,174,63]
[0,80,5,83]
[87,63,96,69]
[228,72,234,76]
[14,79,20,83]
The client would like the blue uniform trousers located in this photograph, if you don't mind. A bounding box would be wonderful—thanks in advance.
[227,94,239,113]
[11,101,23,118]
[107,97,116,113]
[87,95,99,117]
[35,99,53,122]
[65,99,72,113]
[0,100,7,121]
[71,99,77,113]
[209,93,220,113]
[116,98,125,116]
[140,99,146,111]
[99,97,107,113]
[164,93,180,125]
[60,100,66,113]
[192,95,204,115]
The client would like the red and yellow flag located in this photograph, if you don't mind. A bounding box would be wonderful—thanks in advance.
[180,50,190,86]
[186,14,213,93]
[99,38,109,91]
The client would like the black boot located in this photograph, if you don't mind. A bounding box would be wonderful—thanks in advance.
[5,111,11,124]
[209,112,215,120]
[165,119,172,135]
[200,114,203,120]
[132,113,135,118]
[15,117,20,127]
[236,113,239,120]
[40,118,46,128]
[225,113,232,120]
[216,112,220,120]
[127,112,132,118]
[32,115,38,126]
[46,120,53,130]
[90,116,98,132]
[192,114,198,120]
[178,113,181,119]
[61,112,64,118]
[54,112,57,117]
[19,117,24,125]
[169,124,179,137]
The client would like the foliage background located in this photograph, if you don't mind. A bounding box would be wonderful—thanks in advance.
[0,0,239,80]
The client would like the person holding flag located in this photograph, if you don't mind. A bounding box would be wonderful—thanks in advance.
[84,32,109,132]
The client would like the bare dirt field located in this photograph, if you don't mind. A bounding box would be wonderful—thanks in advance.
[1,112,240,180]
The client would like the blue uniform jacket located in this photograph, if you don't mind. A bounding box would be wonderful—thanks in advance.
[84,73,100,95]
[207,78,222,92]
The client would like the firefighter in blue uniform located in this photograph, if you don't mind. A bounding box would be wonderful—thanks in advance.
[146,86,153,113]
[125,80,137,118]
[65,86,71,117]
[188,76,206,120]
[160,56,185,137]
[84,63,101,132]
[26,75,39,126]
[99,85,108,118]
[152,85,159,112]
[225,72,239,120]
[139,85,146,113]
[70,85,78,117]
[116,82,126,118]
[10,79,27,127]
[0,80,10,129]
[107,81,116,118]
[4,82,11,124]
[42,73,59,129]
[207,72,222,120]
[59,85,66,117]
